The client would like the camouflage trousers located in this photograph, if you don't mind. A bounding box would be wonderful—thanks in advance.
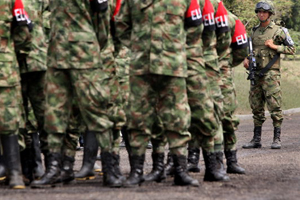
[220,66,240,151]
[0,85,22,135]
[44,67,114,154]
[187,69,222,152]
[250,69,283,128]
[205,60,225,152]
[127,74,191,156]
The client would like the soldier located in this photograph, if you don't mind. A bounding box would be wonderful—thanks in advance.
[0,0,32,189]
[115,0,203,187]
[31,0,122,188]
[242,0,295,149]
[16,0,50,182]
[217,9,248,174]
[75,0,126,182]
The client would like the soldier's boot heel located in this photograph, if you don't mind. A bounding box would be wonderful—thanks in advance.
[225,150,245,174]
[123,154,145,187]
[242,126,262,149]
[173,154,199,187]
[1,134,25,189]
[187,148,201,173]
[144,153,166,183]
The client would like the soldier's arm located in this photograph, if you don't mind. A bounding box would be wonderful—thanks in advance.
[114,0,132,54]
[13,24,32,54]
[42,0,51,40]
[271,29,296,55]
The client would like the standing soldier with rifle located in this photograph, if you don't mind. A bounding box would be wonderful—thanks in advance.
[243,0,295,150]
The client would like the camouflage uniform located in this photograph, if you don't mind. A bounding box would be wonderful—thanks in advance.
[0,0,32,189]
[217,11,248,174]
[115,0,202,187]
[243,1,296,150]
[250,21,295,128]
[31,0,123,188]
[199,0,224,152]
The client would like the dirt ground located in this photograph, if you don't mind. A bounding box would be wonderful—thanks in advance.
[1,112,300,200]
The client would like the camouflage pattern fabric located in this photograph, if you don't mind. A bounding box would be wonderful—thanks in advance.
[45,0,115,153]
[44,67,114,153]
[250,21,295,128]
[115,0,203,156]
[0,0,31,141]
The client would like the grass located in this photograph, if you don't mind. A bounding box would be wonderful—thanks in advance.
[233,60,300,114]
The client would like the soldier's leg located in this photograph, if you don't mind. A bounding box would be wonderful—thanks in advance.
[221,67,245,174]
[71,68,122,187]
[0,86,25,189]
[263,70,283,149]
[187,71,219,174]
[143,119,167,182]
[31,68,72,188]
[123,75,157,187]
[243,77,265,149]
[157,76,198,187]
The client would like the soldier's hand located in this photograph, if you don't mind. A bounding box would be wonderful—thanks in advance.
[243,58,249,69]
[265,39,278,50]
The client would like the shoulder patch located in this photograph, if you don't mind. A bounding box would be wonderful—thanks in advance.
[12,0,33,31]
[215,1,230,34]
[231,19,248,50]
[202,0,215,31]
[185,0,202,28]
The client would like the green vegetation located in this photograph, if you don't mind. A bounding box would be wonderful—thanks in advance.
[233,60,300,114]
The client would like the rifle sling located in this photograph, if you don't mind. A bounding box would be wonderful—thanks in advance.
[258,53,280,77]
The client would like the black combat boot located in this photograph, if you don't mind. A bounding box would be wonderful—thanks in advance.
[215,151,226,175]
[20,147,34,184]
[1,134,25,189]
[31,132,45,179]
[187,148,201,173]
[101,152,122,187]
[242,126,262,148]
[144,153,166,182]
[75,131,98,180]
[271,127,281,149]
[164,152,175,176]
[123,154,145,187]
[112,153,125,181]
[202,150,230,182]
[172,154,199,187]
[31,153,62,188]
[225,150,245,174]
[0,154,6,181]
[60,155,75,184]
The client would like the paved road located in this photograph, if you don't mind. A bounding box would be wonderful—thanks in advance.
[0,112,300,200]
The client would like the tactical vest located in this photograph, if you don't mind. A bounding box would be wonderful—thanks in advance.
[252,23,281,70]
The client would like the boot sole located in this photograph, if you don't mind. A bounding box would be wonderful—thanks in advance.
[11,185,26,189]
[75,176,96,181]
[242,145,262,149]
[0,177,6,181]
[31,182,63,188]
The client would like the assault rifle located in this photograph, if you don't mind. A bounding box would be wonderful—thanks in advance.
[247,37,257,86]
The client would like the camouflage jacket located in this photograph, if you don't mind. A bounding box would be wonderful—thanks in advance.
[18,0,50,73]
[114,0,203,78]
[251,21,296,70]
[47,0,109,71]
[200,0,219,71]
[0,0,32,86]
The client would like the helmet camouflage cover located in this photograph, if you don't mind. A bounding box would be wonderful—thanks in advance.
[255,0,275,15]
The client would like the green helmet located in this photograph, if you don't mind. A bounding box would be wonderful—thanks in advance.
[255,0,275,15]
